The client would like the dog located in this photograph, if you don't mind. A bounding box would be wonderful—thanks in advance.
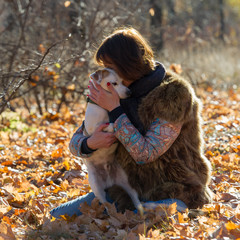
[83,68,143,215]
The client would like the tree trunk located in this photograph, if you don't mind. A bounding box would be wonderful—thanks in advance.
[219,0,225,42]
[149,0,164,49]
[167,0,176,25]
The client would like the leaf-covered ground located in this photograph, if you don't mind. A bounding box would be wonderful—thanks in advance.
[0,87,239,240]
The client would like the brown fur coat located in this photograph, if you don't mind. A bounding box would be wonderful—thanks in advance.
[107,71,213,210]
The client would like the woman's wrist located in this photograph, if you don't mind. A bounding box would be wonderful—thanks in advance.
[108,106,124,123]
[108,103,120,112]
[81,137,96,154]
[86,136,97,151]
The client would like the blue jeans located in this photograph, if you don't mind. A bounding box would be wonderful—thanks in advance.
[50,192,187,218]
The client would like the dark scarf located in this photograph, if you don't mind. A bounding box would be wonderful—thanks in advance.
[120,62,166,135]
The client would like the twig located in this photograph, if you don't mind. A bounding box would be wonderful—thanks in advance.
[0,40,62,114]
[7,0,33,77]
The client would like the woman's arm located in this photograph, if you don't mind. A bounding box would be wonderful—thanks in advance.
[69,121,117,157]
[87,80,182,163]
[69,121,93,158]
[114,113,182,164]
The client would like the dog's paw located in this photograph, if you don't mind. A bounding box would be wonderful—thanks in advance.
[137,204,144,217]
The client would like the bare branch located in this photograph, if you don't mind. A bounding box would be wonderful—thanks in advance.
[0,40,64,114]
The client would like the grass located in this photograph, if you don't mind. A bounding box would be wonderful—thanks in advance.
[158,44,240,89]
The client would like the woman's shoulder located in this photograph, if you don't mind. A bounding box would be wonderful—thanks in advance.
[140,70,198,123]
[160,70,195,96]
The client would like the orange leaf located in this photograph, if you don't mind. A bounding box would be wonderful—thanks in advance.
[39,44,45,54]
[170,64,182,74]
[225,221,239,230]
[14,209,26,216]
[1,161,13,166]
[51,148,63,158]
[48,71,56,76]
[29,82,37,86]
[32,75,39,81]
[67,84,75,91]
[206,150,214,157]
[2,216,11,225]
[178,212,188,223]
[63,160,70,171]
[52,186,62,193]
[149,8,155,16]
[64,1,71,7]
[0,167,9,173]
[168,202,177,215]
[53,75,59,82]
[206,86,213,92]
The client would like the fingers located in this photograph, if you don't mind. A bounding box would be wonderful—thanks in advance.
[105,135,117,147]
[105,139,117,147]
[89,81,103,93]
[96,123,110,132]
[88,81,106,102]
[107,82,117,95]
[88,81,98,103]
[89,81,98,95]
[94,81,102,91]
[88,81,120,111]
[89,122,117,148]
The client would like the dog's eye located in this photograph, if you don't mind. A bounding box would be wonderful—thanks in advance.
[112,82,117,86]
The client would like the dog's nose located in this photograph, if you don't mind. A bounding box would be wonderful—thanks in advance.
[127,89,132,97]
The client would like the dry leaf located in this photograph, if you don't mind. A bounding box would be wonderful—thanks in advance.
[1,86,240,239]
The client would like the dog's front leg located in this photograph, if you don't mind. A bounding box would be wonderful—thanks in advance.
[93,187,108,204]
[88,173,108,204]
[116,167,144,216]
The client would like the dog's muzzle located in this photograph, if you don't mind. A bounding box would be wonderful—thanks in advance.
[126,89,132,97]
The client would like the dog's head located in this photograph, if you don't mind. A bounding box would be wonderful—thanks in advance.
[90,68,131,99]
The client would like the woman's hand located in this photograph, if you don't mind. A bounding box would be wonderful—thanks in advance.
[88,81,120,111]
[87,123,117,149]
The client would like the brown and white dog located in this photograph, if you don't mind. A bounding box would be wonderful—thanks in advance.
[84,68,143,214]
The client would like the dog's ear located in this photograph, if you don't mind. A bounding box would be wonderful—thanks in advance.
[96,70,102,84]
[97,69,110,84]
[102,69,110,78]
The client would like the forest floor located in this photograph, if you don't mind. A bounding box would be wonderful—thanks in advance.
[0,86,239,240]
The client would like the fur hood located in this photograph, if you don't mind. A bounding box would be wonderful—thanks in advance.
[107,71,213,210]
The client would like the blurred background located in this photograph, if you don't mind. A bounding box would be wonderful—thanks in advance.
[0,0,239,115]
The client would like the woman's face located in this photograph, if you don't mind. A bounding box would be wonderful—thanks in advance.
[103,61,131,87]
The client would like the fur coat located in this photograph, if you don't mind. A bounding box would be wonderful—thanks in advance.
[107,70,213,210]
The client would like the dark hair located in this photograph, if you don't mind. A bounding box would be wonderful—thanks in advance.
[94,27,155,81]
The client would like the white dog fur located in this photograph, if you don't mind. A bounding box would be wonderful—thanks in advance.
[83,68,143,214]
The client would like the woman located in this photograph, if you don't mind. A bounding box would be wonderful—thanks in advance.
[50,27,212,218]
